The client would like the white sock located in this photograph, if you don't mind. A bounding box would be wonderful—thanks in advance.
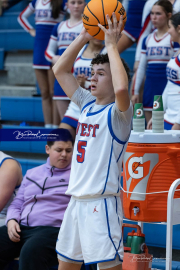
[52,125,59,129]
[44,124,52,128]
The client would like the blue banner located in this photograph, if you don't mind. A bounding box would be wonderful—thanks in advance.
[0,129,60,141]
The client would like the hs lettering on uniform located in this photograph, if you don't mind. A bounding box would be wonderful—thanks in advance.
[147,46,171,56]
[36,9,52,18]
[76,122,99,137]
[58,32,79,41]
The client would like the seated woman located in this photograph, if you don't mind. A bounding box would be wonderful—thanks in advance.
[0,129,73,270]
[0,151,22,227]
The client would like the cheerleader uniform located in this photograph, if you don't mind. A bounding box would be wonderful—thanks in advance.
[61,45,107,128]
[163,53,180,129]
[135,0,180,62]
[18,0,66,69]
[122,0,147,43]
[134,30,179,110]
[45,20,83,99]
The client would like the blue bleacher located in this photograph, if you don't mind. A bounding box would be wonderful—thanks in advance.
[152,259,180,270]
[1,97,44,122]
[0,0,35,70]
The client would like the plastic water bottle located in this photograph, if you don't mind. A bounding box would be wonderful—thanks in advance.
[133,103,145,132]
[152,95,164,133]
[131,232,145,254]
[126,230,135,248]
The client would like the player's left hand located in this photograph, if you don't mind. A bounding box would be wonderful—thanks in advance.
[98,13,123,46]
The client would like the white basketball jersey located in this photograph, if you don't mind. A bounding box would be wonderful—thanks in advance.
[66,101,129,198]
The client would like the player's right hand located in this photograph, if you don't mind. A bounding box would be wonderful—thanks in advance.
[7,220,21,242]
[131,95,139,105]
[80,27,94,41]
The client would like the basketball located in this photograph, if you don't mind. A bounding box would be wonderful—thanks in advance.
[82,0,127,40]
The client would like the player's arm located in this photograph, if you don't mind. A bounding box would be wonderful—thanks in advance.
[99,14,130,112]
[0,159,22,212]
[52,30,93,99]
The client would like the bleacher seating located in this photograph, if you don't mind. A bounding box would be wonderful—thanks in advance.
[0,0,34,61]
[152,259,180,270]
[1,97,44,122]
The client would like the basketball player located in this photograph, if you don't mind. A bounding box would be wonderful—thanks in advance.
[53,13,133,270]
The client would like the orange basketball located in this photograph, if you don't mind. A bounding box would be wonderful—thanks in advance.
[82,0,127,40]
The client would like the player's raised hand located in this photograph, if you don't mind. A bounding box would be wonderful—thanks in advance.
[98,13,123,47]
[80,27,94,42]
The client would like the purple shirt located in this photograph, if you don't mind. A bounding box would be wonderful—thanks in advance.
[6,158,71,227]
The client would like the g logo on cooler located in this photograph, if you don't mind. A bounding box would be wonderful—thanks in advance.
[135,109,143,117]
[153,101,159,109]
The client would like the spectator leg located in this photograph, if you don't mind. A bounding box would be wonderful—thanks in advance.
[35,69,53,126]
[19,226,60,270]
[0,225,22,269]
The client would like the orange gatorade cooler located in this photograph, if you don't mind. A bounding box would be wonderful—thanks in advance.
[123,130,180,222]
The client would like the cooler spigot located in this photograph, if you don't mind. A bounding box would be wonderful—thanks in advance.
[133,207,140,216]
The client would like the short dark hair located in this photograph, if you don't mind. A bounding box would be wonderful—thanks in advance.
[153,0,173,15]
[47,128,74,147]
[91,53,131,82]
[170,12,180,28]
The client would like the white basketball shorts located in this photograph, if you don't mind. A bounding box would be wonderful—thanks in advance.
[56,195,124,265]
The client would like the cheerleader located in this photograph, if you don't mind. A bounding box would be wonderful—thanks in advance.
[135,0,180,64]
[132,0,179,123]
[18,0,66,128]
[45,0,85,122]
[148,12,180,130]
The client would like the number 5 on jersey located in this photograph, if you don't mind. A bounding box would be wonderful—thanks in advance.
[77,141,87,163]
